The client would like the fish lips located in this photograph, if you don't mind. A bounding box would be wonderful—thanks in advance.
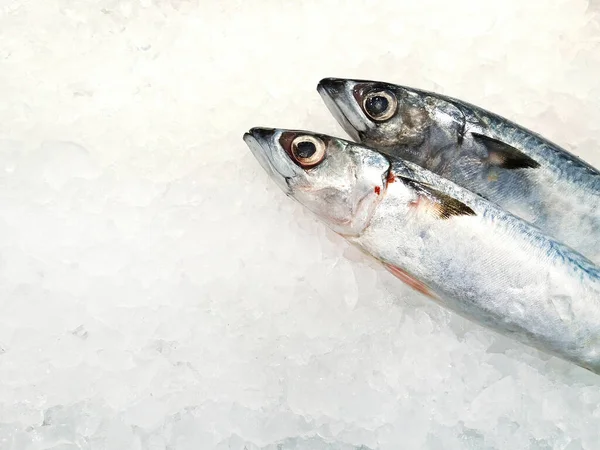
[317,78,366,142]
[243,127,301,195]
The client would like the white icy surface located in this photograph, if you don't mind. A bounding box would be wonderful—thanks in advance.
[1,0,600,449]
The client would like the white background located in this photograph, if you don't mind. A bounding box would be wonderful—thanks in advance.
[1,1,600,449]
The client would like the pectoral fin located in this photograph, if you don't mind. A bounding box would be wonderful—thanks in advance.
[472,132,540,170]
[399,177,476,219]
[384,263,437,299]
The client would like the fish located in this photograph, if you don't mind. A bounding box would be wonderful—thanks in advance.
[243,127,600,374]
[317,77,600,263]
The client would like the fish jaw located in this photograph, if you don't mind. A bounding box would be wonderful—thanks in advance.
[243,127,302,195]
[317,78,365,141]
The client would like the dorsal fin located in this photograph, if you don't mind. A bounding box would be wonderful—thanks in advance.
[398,176,476,219]
[472,132,540,170]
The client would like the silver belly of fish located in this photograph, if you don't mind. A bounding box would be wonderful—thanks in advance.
[350,165,600,373]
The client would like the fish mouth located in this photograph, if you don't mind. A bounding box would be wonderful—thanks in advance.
[317,78,365,142]
[243,127,300,195]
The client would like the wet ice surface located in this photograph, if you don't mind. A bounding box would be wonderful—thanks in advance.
[1,0,600,449]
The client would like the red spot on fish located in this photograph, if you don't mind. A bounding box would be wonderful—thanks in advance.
[387,171,396,184]
[374,186,381,195]
[384,263,436,299]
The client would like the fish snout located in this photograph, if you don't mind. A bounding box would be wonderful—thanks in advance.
[317,78,364,141]
[317,77,351,97]
[244,127,277,144]
[243,127,298,195]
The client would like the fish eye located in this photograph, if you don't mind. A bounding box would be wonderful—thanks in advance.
[362,89,397,122]
[291,135,326,168]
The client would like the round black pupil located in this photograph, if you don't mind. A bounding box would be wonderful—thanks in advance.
[295,141,316,159]
[366,95,389,116]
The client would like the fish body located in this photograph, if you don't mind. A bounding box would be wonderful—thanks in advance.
[317,78,600,263]
[244,127,600,374]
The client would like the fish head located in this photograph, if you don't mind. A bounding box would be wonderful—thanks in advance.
[317,77,436,152]
[243,128,390,236]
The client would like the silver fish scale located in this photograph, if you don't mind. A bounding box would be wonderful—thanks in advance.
[317,78,600,263]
